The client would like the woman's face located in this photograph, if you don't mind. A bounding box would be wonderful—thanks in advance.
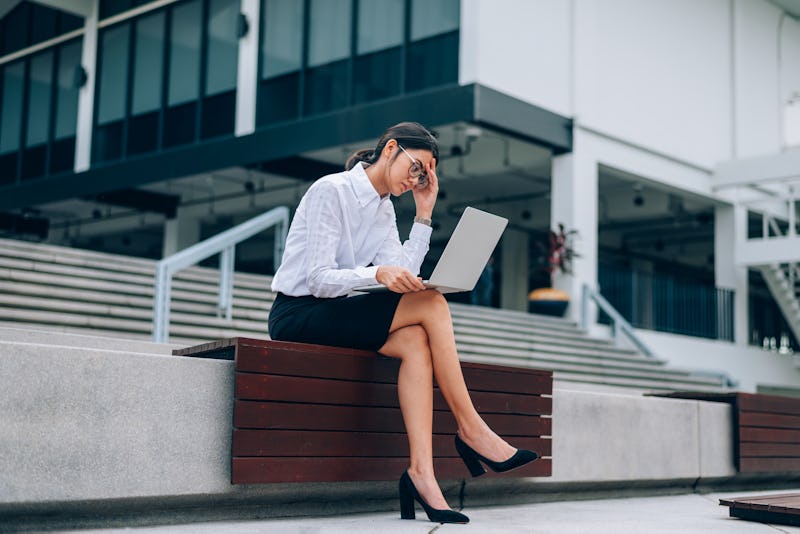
[386,143,434,197]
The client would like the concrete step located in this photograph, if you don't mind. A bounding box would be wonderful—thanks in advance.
[449,302,580,330]
[453,324,642,359]
[0,325,177,354]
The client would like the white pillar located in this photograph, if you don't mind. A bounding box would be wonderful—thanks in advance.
[235,0,260,137]
[74,0,98,173]
[162,211,202,257]
[715,204,749,345]
[550,132,598,323]
[500,228,529,312]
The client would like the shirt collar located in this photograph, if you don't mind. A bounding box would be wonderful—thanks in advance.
[349,162,385,206]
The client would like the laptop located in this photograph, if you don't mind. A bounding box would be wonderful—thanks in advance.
[354,206,508,294]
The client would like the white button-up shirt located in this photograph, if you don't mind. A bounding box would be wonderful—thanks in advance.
[271,163,432,298]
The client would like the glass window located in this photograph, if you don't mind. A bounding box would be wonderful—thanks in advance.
[168,0,201,106]
[26,51,54,147]
[260,0,303,79]
[357,0,403,55]
[410,0,459,41]
[308,0,352,67]
[0,62,25,154]
[2,3,30,56]
[54,41,82,139]
[205,0,239,96]
[97,24,131,125]
[131,12,164,115]
[30,4,58,45]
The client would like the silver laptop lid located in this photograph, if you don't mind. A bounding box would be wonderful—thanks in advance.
[427,206,508,292]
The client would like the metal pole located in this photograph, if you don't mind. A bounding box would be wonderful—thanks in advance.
[218,246,235,321]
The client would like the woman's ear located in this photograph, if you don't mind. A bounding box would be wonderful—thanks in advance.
[383,139,397,159]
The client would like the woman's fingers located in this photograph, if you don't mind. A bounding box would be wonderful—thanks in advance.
[376,265,425,293]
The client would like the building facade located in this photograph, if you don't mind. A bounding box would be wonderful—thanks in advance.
[1,0,800,380]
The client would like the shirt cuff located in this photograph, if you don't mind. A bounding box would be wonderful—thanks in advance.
[355,265,380,283]
[410,221,433,242]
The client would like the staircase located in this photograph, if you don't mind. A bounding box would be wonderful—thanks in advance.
[0,238,729,392]
[760,263,800,350]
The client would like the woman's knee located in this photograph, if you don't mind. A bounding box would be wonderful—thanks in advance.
[402,289,449,315]
[381,325,432,363]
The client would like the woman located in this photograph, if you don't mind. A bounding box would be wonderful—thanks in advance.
[269,122,538,524]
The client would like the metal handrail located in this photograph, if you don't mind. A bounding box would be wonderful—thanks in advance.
[581,283,738,388]
[581,283,655,358]
[152,206,289,343]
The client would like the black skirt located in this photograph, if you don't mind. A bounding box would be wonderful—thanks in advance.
[268,291,404,351]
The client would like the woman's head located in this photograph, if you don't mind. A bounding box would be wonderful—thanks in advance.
[345,122,439,172]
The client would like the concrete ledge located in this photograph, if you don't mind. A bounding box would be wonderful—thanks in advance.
[0,342,791,529]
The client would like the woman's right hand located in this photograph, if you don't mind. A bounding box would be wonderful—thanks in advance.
[376,266,426,293]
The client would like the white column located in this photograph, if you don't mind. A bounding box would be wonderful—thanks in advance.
[715,204,749,345]
[500,228,529,312]
[162,211,202,257]
[74,0,98,173]
[550,131,599,323]
[235,0,261,137]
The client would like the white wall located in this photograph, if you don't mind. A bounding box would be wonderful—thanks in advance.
[636,329,800,393]
[460,0,572,116]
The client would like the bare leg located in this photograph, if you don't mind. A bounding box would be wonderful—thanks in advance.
[388,290,516,462]
[379,325,450,510]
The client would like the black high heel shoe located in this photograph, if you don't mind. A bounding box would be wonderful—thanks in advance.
[455,433,539,477]
[398,470,469,524]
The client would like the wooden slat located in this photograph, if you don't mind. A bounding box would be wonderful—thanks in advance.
[233,401,552,436]
[235,374,551,415]
[232,429,551,458]
[739,457,800,473]
[234,340,553,395]
[740,411,800,430]
[232,457,552,483]
[740,427,800,443]
[740,442,800,458]
[738,393,800,416]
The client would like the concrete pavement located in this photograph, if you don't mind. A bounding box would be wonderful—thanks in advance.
[62,488,800,533]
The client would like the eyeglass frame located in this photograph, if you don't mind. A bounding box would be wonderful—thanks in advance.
[397,143,429,189]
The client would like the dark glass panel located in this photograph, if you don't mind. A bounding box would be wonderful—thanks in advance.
[96,24,130,125]
[205,0,239,97]
[127,111,159,155]
[26,51,54,147]
[59,13,84,34]
[353,47,401,104]
[92,121,124,162]
[305,60,349,116]
[163,102,196,148]
[21,144,47,180]
[100,0,135,20]
[256,73,299,125]
[201,91,235,139]
[50,136,75,174]
[0,153,18,185]
[131,12,165,116]
[30,4,58,44]
[405,31,458,93]
[0,62,25,154]
[2,3,30,55]
[54,41,82,140]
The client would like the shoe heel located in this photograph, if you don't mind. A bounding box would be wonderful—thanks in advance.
[399,474,416,520]
[455,435,487,477]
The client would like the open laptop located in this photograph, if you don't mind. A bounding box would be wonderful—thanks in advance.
[354,206,508,294]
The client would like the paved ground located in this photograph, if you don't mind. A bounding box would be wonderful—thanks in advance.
[68,488,800,534]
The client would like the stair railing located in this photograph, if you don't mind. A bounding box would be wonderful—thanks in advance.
[152,206,289,343]
[581,283,737,387]
[581,283,655,358]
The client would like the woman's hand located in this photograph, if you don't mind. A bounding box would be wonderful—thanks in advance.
[376,265,426,293]
[411,158,438,219]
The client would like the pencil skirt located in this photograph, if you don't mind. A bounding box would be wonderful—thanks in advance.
[268,291,404,351]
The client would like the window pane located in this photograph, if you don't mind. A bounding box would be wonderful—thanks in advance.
[261,0,303,79]
[3,4,30,56]
[357,0,403,55]
[132,12,165,115]
[55,40,82,139]
[27,51,54,146]
[308,0,352,67]
[168,0,201,106]
[97,24,130,125]
[0,62,25,154]
[206,0,239,96]
[411,0,459,41]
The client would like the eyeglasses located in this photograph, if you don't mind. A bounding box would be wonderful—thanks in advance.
[398,144,429,189]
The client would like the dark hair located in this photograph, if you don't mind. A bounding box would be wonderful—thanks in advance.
[345,122,439,170]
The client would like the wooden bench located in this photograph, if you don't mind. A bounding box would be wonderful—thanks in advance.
[655,391,800,474]
[174,337,553,484]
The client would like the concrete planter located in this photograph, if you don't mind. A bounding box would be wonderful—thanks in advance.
[528,287,569,317]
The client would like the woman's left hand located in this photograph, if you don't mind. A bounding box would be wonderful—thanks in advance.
[412,158,438,218]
